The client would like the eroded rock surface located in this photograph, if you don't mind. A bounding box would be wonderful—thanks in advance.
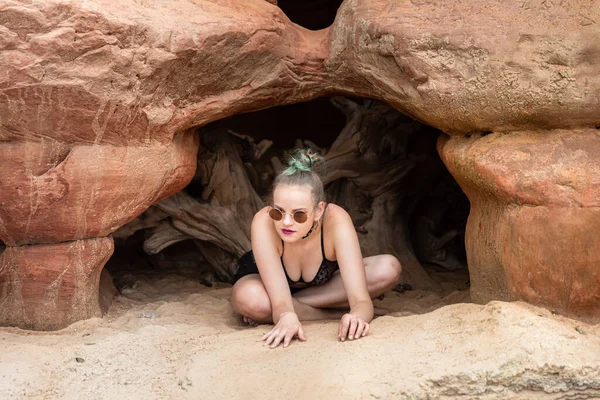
[0,131,198,246]
[439,129,600,321]
[329,0,600,134]
[0,0,329,145]
[2,0,598,146]
[0,236,114,330]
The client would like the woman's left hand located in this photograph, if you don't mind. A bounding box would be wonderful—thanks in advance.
[338,313,370,341]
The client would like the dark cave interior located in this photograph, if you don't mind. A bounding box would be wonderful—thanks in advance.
[106,97,470,293]
[277,0,344,30]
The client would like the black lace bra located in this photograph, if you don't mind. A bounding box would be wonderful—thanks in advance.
[281,204,339,288]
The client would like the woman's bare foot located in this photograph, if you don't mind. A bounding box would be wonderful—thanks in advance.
[242,316,259,327]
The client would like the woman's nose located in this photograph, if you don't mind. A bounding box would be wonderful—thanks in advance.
[282,213,294,226]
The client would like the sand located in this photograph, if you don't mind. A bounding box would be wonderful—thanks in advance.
[1,270,599,400]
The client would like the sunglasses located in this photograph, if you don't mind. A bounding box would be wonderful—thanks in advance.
[268,207,309,223]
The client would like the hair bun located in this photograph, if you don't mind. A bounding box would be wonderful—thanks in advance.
[282,148,321,176]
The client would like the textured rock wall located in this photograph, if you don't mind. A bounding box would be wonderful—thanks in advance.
[438,129,600,322]
[1,0,599,328]
[0,237,114,330]
[3,0,597,145]
[0,131,198,246]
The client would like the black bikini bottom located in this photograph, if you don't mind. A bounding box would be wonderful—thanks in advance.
[231,251,261,285]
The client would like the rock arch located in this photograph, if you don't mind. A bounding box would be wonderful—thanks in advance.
[0,0,599,329]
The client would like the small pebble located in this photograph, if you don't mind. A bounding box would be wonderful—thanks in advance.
[140,311,157,319]
[75,357,85,363]
[575,326,587,335]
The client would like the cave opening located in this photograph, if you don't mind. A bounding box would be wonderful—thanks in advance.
[106,96,470,306]
[277,0,344,31]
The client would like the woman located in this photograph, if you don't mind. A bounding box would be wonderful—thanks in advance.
[231,149,402,349]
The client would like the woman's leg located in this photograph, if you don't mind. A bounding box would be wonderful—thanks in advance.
[292,254,402,309]
[231,274,345,323]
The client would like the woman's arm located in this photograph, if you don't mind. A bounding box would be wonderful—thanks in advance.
[251,208,294,321]
[330,206,374,339]
[251,208,306,348]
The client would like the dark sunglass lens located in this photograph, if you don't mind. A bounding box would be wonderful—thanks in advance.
[294,211,308,223]
[269,208,283,221]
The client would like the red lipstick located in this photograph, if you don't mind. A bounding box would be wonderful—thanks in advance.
[282,229,295,235]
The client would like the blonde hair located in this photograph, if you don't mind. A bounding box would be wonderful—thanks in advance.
[272,149,325,206]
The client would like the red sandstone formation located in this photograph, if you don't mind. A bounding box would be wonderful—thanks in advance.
[328,0,600,134]
[0,237,114,330]
[0,131,198,246]
[0,0,599,329]
[438,129,600,322]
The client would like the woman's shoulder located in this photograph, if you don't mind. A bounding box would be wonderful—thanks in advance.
[250,206,281,251]
[252,206,272,226]
[322,203,357,253]
[324,203,353,227]
[325,202,345,216]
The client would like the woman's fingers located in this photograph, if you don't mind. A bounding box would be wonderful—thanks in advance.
[354,321,365,339]
[348,317,358,340]
[264,330,280,346]
[256,315,307,348]
[298,326,307,342]
[258,328,275,342]
[339,314,371,342]
[283,331,294,348]
[269,331,286,348]
[339,315,350,341]
[258,328,306,348]
[265,332,278,347]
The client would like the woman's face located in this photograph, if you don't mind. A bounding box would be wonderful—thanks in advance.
[272,184,322,242]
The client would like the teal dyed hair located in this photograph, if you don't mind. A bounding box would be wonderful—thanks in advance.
[281,150,317,176]
[272,149,325,206]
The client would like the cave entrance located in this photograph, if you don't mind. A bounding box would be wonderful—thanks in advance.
[107,97,470,309]
[107,97,469,310]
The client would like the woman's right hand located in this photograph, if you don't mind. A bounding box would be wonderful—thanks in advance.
[258,311,306,349]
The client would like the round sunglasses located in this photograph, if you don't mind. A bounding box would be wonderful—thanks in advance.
[268,207,309,223]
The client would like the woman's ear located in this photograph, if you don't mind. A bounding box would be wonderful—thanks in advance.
[315,201,326,220]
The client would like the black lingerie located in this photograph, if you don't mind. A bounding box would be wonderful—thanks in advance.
[231,205,339,289]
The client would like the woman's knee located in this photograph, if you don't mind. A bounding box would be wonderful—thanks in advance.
[232,279,272,320]
[373,255,402,289]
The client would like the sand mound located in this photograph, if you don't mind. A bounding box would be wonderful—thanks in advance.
[1,272,599,399]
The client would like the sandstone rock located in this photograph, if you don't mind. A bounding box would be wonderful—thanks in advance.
[2,0,597,147]
[0,236,114,330]
[329,0,600,134]
[438,129,600,321]
[0,130,198,246]
[0,0,326,145]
